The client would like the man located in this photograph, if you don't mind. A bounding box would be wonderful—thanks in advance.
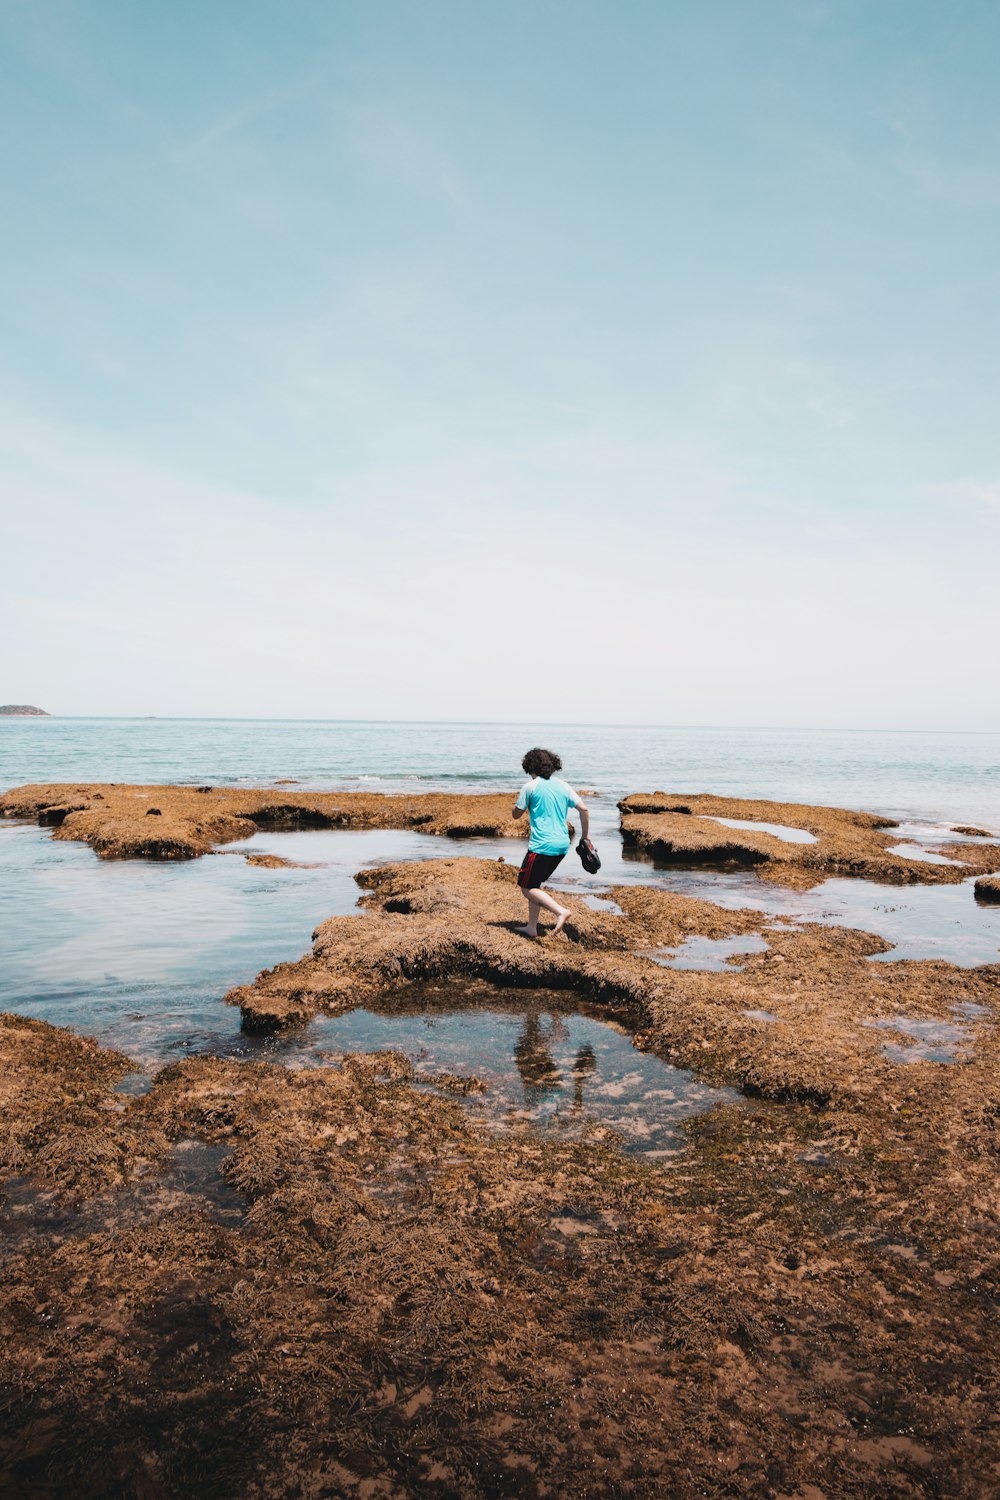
[511,746,590,939]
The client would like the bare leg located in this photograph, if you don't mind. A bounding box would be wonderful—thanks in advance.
[516,910,537,939]
[529,886,572,936]
[516,886,540,938]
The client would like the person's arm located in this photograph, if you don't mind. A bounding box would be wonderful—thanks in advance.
[565,783,590,842]
[512,804,526,821]
[512,780,532,820]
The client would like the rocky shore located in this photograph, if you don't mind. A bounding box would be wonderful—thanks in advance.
[3,785,1000,1495]
[0,783,523,860]
[3,862,1000,1495]
[619,792,1000,887]
[5,783,1000,889]
[227,856,998,1107]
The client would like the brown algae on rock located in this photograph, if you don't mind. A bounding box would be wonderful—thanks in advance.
[226,855,999,1111]
[241,852,325,869]
[3,917,1000,1497]
[0,782,527,861]
[619,791,1000,888]
[3,804,1000,1493]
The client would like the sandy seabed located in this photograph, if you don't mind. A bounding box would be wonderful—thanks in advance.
[2,785,1000,1498]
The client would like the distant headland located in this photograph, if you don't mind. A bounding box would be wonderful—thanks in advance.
[0,705,50,716]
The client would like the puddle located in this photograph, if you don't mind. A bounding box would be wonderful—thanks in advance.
[649,934,770,971]
[307,982,738,1158]
[583,894,624,914]
[887,845,966,867]
[114,1070,153,1096]
[0,1140,244,1259]
[710,818,817,845]
[952,1000,991,1019]
[743,1008,779,1023]
[864,1012,976,1065]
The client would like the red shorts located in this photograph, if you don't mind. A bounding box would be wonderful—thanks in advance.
[517,850,566,889]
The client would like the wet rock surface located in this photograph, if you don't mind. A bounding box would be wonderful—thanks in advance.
[3,800,1000,1496]
[619,792,1000,888]
[228,856,999,1108]
[975,874,1000,904]
[0,783,525,861]
[3,939,1000,1497]
[241,851,325,869]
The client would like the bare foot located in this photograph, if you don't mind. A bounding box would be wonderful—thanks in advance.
[552,906,572,936]
[515,924,540,940]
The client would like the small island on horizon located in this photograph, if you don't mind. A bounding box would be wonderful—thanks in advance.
[0,704,50,716]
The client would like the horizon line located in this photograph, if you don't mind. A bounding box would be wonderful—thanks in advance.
[2,716,999,736]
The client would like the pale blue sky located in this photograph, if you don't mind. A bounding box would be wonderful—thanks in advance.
[2,0,998,726]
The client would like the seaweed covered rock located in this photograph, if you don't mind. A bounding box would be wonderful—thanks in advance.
[227,855,1000,1116]
[1,782,525,860]
[619,791,1000,888]
[4,970,1000,1496]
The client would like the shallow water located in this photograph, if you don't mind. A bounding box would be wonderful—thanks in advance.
[891,820,994,845]
[886,844,965,867]
[2,719,998,1153]
[649,934,771,971]
[864,1012,978,1066]
[302,984,737,1158]
[3,718,999,824]
[710,817,817,844]
[612,856,1000,966]
[0,820,524,1062]
[0,1139,244,1260]
[2,812,998,1082]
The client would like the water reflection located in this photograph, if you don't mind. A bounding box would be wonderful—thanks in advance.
[307,985,738,1157]
[571,1044,598,1114]
[513,1011,567,1101]
[510,1016,602,1114]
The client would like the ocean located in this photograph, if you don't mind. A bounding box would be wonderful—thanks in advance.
[2,717,999,823]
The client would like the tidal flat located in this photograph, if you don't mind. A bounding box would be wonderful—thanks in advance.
[2,784,1000,1497]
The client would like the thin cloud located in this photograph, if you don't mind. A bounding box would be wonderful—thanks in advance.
[339,101,467,205]
[169,79,318,162]
[926,477,1000,513]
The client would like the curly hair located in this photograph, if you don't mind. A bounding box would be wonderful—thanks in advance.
[521,746,562,779]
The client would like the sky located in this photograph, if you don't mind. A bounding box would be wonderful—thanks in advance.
[1,0,998,728]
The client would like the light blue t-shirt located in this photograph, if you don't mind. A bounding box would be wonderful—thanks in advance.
[515,776,579,854]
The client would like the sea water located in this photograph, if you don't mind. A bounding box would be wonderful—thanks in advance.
[2,718,999,825]
[1,720,998,1151]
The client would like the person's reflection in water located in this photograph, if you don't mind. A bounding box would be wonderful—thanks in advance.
[513,1011,566,1106]
[571,1044,597,1115]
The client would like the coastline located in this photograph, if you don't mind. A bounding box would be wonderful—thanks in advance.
[3,842,1000,1493]
[2,777,1000,1493]
[4,719,1000,826]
